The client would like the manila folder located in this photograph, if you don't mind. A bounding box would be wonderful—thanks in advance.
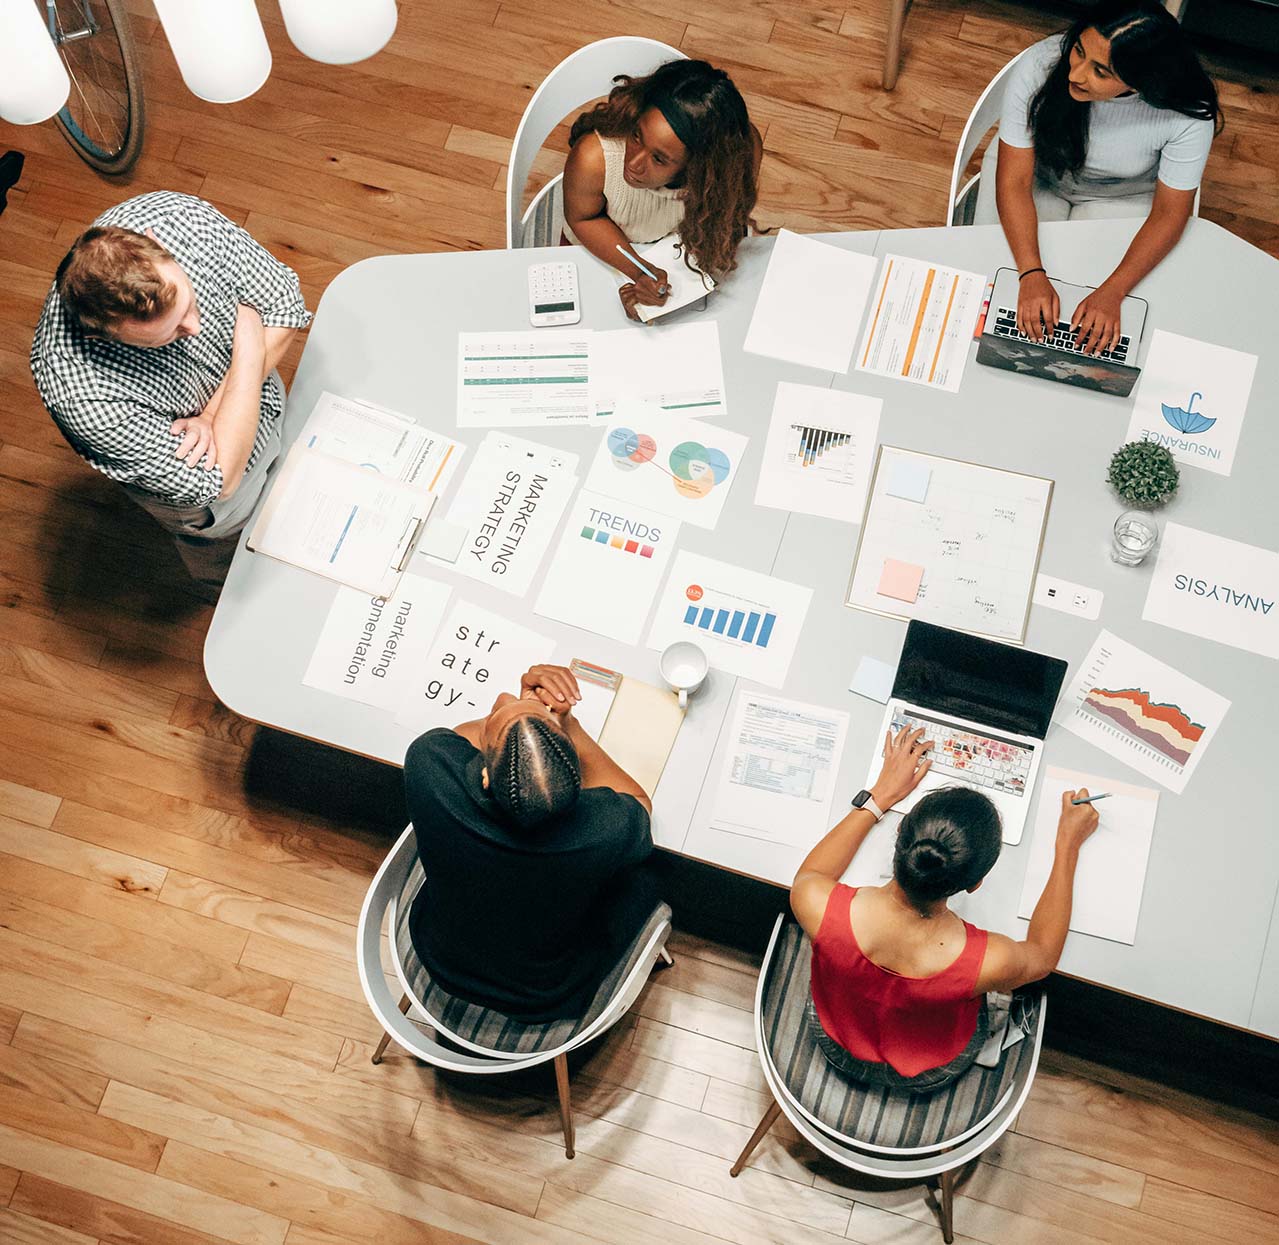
[598,677,684,799]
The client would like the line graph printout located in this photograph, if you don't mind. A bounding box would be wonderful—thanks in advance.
[754,383,881,521]
[846,447,1053,644]
[856,254,985,393]
[1057,630,1230,794]
[583,407,748,530]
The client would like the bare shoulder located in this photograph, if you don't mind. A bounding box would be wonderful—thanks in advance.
[790,872,836,938]
[974,930,1030,994]
[565,131,606,187]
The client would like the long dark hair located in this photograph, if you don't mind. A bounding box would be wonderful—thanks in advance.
[1029,0,1221,179]
[893,787,1002,914]
[569,59,756,278]
[486,713,581,831]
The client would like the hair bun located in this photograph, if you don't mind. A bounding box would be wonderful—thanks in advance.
[907,839,948,874]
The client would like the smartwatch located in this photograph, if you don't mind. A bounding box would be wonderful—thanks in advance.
[851,789,885,822]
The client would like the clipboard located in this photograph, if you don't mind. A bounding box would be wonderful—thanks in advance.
[248,446,435,597]
[571,659,684,799]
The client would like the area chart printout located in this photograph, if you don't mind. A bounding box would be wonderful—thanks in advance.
[1057,630,1230,795]
[846,447,1052,644]
[709,693,850,847]
[754,382,881,521]
[456,330,593,428]
[856,254,985,393]
[647,552,813,688]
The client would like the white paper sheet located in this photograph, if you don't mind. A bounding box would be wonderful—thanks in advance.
[395,600,556,733]
[248,449,434,597]
[1018,766,1158,946]
[1124,330,1257,477]
[1056,629,1230,795]
[533,490,680,645]
[591,321,725,418]
[742,230,878,373]
[629,234,718,324]
[754,382,881,521]
[1142,523,1278,660]
[583,407,748,531]
[849,656,896,703]
[709,692,850,847]
[431,432,579,597]
[456,330,593,427]
[855,254,985,392]
[647,551,813,688]
[303,574,453,710]
[846,447,1052,644]
[299,391,464,493]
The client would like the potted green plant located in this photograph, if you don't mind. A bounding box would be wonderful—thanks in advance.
[1107,440,1180,509]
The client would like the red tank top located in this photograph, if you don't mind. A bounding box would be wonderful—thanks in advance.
[809,884,988,1077]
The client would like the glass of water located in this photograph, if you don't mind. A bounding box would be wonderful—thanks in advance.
[1111,511,1159,565]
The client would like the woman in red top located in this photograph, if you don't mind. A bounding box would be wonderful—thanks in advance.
[791,727,1099,1090]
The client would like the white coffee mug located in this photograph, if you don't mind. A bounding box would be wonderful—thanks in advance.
[659,640,708,709]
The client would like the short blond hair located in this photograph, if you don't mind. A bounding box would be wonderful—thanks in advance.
[55,225,177,334]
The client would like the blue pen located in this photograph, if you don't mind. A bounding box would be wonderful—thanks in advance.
[1071,792,1111,805]
[615,244,670,296]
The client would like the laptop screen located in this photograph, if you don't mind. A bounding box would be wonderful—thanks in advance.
[890,620,1067,741]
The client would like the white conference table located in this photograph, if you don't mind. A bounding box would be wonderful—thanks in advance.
[206,219,1279,1039]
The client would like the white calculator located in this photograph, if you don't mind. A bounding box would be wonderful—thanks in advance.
[527,261,581,327]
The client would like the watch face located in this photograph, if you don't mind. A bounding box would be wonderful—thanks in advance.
[852,789,870,807]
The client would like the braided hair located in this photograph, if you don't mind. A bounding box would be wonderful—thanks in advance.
[893,787,1002,914]
[487,713,582,831]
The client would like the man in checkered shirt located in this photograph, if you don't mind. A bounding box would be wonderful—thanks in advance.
[30,191,312,589]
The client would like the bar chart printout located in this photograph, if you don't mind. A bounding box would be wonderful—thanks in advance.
[1057,629,1230,794]
[648,551,813,688]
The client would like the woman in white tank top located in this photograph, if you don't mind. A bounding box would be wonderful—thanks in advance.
[989,1,1220,356]
[562,59,762,321]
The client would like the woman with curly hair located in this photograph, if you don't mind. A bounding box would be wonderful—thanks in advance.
[404,664,658,1021]
[562,58,763,321]
[975,0,1221,355]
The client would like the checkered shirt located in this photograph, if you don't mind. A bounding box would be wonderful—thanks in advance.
[30,191,312,506]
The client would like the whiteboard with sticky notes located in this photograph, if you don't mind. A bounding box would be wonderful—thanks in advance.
[845,445,1053,644]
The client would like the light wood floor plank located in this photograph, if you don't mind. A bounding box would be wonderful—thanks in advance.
[0,1205,98,1245]
[0,777,60,828]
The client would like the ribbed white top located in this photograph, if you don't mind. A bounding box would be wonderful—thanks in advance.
[999,35,1214,200]
[563,134,685,246]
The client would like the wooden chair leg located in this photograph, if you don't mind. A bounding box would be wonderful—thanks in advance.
[729,1098,781,1177]
[883,0,909,91]
[553,1052,575,1159]
[371,994,411,1065]
[938,1167,957,1244]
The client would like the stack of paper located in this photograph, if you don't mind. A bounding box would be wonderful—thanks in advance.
[629,235,718,324]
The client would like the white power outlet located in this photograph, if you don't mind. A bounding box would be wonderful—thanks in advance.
[1033,573,1103,620]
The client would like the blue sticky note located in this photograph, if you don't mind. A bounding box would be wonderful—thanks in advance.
[849,656,896,704]
[885,458,931,503]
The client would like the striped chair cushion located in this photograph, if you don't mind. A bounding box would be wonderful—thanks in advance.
[520,177,565,249]
[393,856,669,1055]
[762,922,1041,1151]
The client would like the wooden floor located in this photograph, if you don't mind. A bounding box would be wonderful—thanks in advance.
[1,1,1277,1242]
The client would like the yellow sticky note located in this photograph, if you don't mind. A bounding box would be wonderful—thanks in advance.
[879,558,924,603]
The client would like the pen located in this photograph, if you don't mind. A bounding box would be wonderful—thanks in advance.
[1071,792,1111,805]
[615,244,670,296]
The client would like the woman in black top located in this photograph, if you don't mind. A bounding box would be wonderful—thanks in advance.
[405,663,657,1022]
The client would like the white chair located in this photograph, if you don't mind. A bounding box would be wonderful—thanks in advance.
[358,825,672,1157]
[505,36,684,249]
[946,50,1027,226]
[729,918,1046,1242]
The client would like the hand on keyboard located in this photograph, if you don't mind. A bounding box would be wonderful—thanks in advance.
[1017,271,1059,344]
[1070,284,1125,356]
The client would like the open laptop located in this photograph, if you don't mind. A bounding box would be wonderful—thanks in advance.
[976,266,1149,398]
[863,621,1067,846]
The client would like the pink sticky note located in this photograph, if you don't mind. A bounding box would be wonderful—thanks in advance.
[879,558,924,603]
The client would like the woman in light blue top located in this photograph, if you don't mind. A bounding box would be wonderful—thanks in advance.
[976,1,1221,355]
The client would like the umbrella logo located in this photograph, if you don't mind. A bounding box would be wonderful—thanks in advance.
[1161,391,1216,435]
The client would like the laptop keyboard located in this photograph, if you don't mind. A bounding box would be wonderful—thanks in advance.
[993,306,1131,364]
[890,708,1033,798]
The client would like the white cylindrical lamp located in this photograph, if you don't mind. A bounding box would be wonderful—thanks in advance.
[152,0,272,104]
[278,0,398,65]
[0,0,71,125]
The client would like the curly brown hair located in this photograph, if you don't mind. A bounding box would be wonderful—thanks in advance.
[569,59,757,279]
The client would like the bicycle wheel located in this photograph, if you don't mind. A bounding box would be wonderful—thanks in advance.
[43,0,145,175]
